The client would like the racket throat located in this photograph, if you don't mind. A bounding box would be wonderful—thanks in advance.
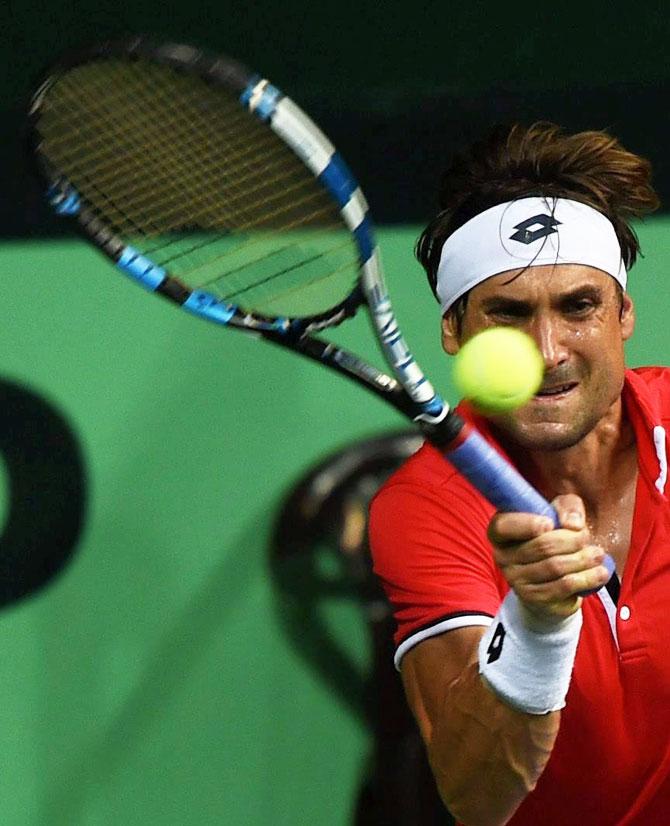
[421,414,468,449]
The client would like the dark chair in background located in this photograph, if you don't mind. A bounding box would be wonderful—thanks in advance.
[270,430,454,826]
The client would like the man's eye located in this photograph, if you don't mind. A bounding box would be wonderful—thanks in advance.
[566,300,595,315]
[489,307,528,321]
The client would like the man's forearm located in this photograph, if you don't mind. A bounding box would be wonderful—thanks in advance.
[428,663,560,826]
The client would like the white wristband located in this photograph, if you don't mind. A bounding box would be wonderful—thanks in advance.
[478,591,583,715]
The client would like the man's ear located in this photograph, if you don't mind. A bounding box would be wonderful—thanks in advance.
[441,313,461,355]
[620,292,635,341]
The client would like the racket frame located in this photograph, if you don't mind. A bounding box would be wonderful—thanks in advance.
[27,36,446,423]
[28,37,618,591]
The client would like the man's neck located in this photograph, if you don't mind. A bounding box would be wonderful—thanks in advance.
[496,398,637,518]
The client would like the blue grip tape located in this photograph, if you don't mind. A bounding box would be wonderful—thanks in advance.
[448,429,557,520]
[447,428,614,594]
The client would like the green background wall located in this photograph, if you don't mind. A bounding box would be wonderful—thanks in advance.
[0,218,667,825]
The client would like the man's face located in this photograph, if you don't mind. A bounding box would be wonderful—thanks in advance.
[441,264,635,452]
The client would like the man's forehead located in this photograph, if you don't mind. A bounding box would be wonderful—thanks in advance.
[470,263,615,302]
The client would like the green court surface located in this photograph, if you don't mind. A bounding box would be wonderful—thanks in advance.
[0,219,667,824]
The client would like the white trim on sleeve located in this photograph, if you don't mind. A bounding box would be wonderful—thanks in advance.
[394,613,493,671]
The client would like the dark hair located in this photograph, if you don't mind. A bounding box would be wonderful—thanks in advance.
[415,122,660,320]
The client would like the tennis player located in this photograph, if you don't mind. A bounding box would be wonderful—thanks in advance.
[369,122,669,825]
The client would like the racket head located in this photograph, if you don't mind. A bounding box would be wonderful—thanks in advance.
[27,36,375,333]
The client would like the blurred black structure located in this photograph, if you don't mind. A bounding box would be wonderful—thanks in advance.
[270,431,454,826]
[0,379,87,607]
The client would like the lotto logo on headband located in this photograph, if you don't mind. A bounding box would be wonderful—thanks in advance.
[510,214,561,245]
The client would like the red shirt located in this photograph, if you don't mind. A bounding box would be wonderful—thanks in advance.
[369,367,670,825]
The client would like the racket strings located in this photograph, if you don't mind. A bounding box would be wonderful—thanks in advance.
[159,205,349,275]
[219,249,361,313]
[43,65,344,259]
[57,100,287,228]
[42,61,335,233]
[42,62,346,230]
[35,56,361,315]
[42,66,304,234]
[214,234,359,301]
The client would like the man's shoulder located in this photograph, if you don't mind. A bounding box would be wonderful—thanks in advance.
[371,438,495,523]
[376,440,460,494]
[628,366,670,414]
[630,365,670,385]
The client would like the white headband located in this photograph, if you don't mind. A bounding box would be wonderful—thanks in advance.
[436,197,627,313]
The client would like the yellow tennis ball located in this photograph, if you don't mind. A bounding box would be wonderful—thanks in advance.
[453,327,544,413]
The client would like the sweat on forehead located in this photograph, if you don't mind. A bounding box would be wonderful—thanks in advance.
[436,197,627,314]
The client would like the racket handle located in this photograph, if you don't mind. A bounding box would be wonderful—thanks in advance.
[446,426,615,595]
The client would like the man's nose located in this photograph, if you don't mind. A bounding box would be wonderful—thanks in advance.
[530,317,569,371]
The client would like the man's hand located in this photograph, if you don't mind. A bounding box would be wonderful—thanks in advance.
[487,494,612,623]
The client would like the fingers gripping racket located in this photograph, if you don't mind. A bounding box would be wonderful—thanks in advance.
[27,37,613,590]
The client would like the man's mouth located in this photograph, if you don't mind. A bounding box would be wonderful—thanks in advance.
[534,382,578,399]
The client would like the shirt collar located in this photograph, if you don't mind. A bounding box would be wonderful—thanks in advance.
[622,369,667,497]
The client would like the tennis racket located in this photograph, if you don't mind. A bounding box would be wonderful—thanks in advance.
[26,37,614,590]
